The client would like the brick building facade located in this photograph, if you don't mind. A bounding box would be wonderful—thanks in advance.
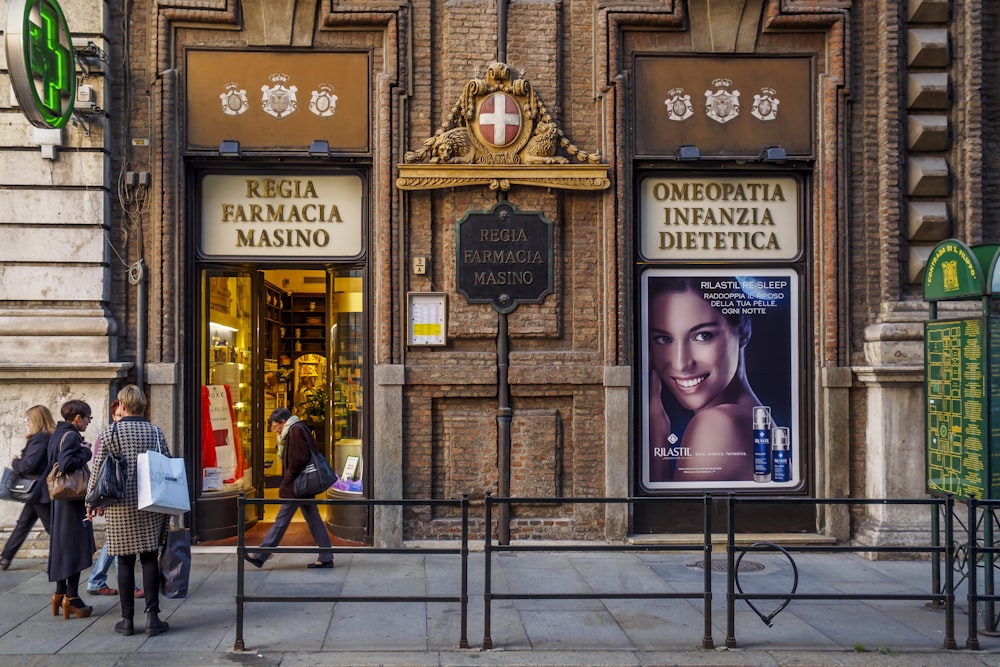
[0,0,986,549]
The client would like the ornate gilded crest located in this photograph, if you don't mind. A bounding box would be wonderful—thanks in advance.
[219,83,249,116]
[261,73,297,119]
[751,87,779,121]
[704,78,740,124]
[397,62,609,191]
[664,88,693,121]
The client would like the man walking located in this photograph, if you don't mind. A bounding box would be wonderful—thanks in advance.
[244,408,334,569]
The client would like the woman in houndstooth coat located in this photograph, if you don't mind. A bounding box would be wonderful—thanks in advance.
[87,384,171,637]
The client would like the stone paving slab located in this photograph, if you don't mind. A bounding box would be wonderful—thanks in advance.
[0,547,996,665]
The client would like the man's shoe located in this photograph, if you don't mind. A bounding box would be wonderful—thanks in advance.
[114,618,134,636]
[0,557,10,570]
[307,560,334,569]
[134,588,144,598]
[87,585,118,596]
[244,555,264,569]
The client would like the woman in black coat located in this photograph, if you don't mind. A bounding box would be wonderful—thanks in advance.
[0,405,56,570]
[47,399,96,619]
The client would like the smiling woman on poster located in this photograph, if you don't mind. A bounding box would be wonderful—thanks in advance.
[647,276,761,482]
[643,270,794,488]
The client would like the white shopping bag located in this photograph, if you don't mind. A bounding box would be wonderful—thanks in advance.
[137,450,191,515]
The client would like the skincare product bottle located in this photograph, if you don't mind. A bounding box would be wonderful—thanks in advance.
[772,427,790,483]
[753,406,772,483]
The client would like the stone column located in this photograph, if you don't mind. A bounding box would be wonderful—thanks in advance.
[854,303,929,548]
[373,364,405,547]
[604,366,631,541]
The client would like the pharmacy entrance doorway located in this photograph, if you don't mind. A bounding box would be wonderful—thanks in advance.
[193,266,368,544]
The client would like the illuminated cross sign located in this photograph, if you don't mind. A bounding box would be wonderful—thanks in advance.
[4,0,77,129]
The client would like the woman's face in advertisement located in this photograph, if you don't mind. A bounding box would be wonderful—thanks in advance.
[649,289,742,412]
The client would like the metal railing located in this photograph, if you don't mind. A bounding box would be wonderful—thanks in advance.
[964,495,1000,649]
[724,495,957,650]
[482,493,716,650]
[232,493,967,652]
[234,494,470,651]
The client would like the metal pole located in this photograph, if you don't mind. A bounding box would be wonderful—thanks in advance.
[497,0,507,63]
[944,495,956,649]
[135,259,147,388]
[726,494,737,648]
[483,493,494,649]
[459,494,469,648]
[234,494,246,651]
[497,311,511,545]
[702,493,714,649]
[968,495,981,649]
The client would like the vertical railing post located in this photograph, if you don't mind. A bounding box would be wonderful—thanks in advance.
[967,495,981,649]
[943,495,956,649]
[702,493,714,649]
[725,493,737,648]
[931,497,941,607]
[459,494,469,648]
[483,492,494,649]
[234,494,246,651]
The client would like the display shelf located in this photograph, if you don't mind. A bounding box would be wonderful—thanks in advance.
[333,311,363,441]
[284,293,328,357]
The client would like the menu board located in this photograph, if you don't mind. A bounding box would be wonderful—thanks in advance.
[925,318,989,499]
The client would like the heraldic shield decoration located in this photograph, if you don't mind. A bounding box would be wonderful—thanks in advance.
[397,62,609,192]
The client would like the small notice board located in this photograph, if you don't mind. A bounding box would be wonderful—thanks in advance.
[407,292,447,346]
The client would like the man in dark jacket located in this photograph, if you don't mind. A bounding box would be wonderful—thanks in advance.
[245,408,334,569]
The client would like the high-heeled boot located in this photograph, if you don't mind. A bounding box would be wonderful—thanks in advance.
[145,610,169,636]
[62,596,93,619]
[51,593,64,617]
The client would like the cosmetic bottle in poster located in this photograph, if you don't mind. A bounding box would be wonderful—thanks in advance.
[772,427,790,483]
[753,406,772,483]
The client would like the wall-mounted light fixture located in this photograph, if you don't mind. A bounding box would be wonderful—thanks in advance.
[758,145,787,163]
[674,145,701,161]
[33,127,62,160]
[219,139,241,157]
[309,139,330,157]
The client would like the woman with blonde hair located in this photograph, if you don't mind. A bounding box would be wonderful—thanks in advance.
[0,405,57,570]
[87,384,171,636]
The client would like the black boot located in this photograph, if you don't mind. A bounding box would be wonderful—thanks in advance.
[145,610,169,636]
[116,590,134,635]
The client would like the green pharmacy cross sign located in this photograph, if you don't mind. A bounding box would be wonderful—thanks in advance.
[4,0,76,129]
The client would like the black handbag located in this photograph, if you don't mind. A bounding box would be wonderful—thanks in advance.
[293,448,336,497]
[3,468,41,503]
[85,426,127,508]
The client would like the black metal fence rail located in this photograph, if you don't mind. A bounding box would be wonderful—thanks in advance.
[964,495,1000,649]
[724,494,956,650]
[482,493,716,650]
[234,494,470,651]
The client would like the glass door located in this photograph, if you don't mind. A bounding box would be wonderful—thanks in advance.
[199,270,256,507]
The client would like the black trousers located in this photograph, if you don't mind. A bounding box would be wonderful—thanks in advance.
[117,550,160,617]
[1,501,51,561]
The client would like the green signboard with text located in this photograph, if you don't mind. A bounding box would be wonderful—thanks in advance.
[924,240,1000,500]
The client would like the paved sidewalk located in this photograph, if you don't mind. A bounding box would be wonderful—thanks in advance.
[0,545,999,666]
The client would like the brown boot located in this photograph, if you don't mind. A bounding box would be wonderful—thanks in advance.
[62,597,93,619]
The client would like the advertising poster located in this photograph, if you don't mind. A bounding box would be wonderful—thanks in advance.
[200,384,245,487]
[641,268,800,490]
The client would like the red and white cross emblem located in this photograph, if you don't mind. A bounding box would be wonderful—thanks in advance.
[478,93,521,147]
